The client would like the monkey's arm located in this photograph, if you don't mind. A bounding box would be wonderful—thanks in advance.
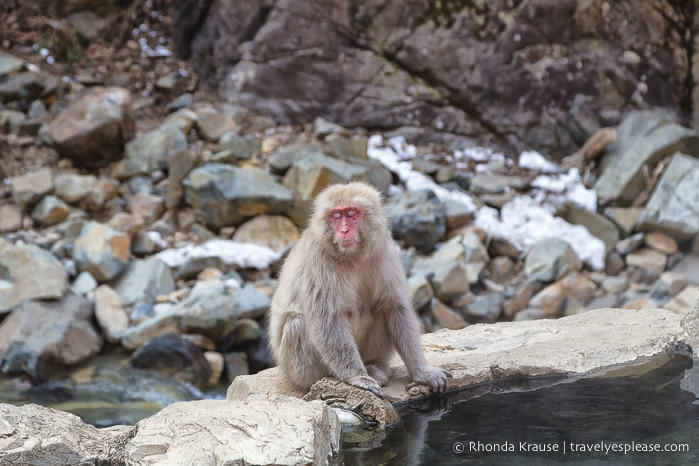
[308,310,384,398]
[386,300,452,393]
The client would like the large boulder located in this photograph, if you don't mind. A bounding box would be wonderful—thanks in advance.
[0,293,102,382]
[126,397,339,465]
[0,404,131,465]
[183,163,296,229]
[637,152,699,240]
[173,0,692,156]
[47,86,135,168]
[72,222,131,282]
[594,111,699,205]
[0,239,67,313]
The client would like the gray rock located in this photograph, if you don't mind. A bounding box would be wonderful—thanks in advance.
[230,307,695,405]
[470,173,529,195]
[409,274,434,310]
[174,1,690,156]
[232,214,300,254]
[30,195,71,227]
[615,232,645,255]
[0,71,58,107]
[130,333,212,386]
[71,271,98,295]
[603,206,643,237]
[53,172,98,204]
[225,351,251,380]
[268,143,322,175]
[179,290,238,340]
[0,293,102,381]
[48,86,134,168]
[216,132,261,160]
[636,152,699,240]
[322,133,368,161]
[444,199,473,229]
[0,404,131,465]
[413,232,488,301]
[595,111,699,205]
[11,166,52,211]
[513,307,551,321]
[72,222,131,282]
[111,256,175,311]
[524,238,582,282]
[388,189,446,254]
[233,284,272,320]
[163,107,198,133]
[93,284,129,344]
[457,292,504,323]
[0,204,22,233]
[53,173,120,212]
[114,123,188,179]
[429,298,468,330]
[0,51,24,76]
[0,239,67,313]
[670,253,699,285]
[126,397,339,465]
[184,163,295,229]
[529,272,597,317]
[126,191,165,223]
[120,310,181,351]
[222,318,262,349]
[195,109,238,141]
[564,204,620,252]
[625,247,667,278]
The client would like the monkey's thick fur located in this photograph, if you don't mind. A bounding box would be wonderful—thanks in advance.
[269,182,450,398]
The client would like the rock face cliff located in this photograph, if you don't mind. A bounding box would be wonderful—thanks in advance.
[172,0,693,157]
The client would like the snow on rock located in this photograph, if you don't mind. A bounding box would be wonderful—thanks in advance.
[518,150,560,173]
[368,134,605,270]
[367,135,477,214]
[157,239,283,270]
[475,196,606,270]
[531,168,597,211]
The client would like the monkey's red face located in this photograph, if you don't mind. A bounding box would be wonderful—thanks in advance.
[329,206,363,249]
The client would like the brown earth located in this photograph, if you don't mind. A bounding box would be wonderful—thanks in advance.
[0,0,213,179]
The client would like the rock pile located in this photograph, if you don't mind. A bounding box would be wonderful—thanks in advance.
[1,49,699,392]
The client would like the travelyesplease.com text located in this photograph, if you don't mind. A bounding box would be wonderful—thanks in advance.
[453,440,690,455]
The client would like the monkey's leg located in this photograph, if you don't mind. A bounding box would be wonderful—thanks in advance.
[366,362,392,387]
[279,313,328,390]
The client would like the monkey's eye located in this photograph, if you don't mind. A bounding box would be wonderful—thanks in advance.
[346,209,356,218]
[331,211,342,220]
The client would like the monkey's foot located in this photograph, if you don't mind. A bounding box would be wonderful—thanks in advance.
[347,375,384,398]
[411,366,452,393]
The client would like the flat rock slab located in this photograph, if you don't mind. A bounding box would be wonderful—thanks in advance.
[383,307,691,401]
[229,307,694,404]
[126,397,339,466]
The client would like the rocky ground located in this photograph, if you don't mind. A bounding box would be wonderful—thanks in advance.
[1,1,699,410]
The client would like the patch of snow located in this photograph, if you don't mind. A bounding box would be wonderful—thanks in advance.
[475,196,606,270]
[531,168,597,211]
[519,150,560,173]
[368,135,477,213]
[157,239,283,270]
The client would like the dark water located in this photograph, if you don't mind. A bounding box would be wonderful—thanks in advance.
[342,355,699,465]
[0,351,227,427]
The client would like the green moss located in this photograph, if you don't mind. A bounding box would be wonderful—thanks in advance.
[39,28,90,63]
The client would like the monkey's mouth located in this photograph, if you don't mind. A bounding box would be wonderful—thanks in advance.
[337,239,359,248]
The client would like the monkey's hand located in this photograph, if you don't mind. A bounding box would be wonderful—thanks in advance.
[347,375,385,399]
[411,366,452,393]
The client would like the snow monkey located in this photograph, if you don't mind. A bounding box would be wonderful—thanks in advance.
[269,181,451,398]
